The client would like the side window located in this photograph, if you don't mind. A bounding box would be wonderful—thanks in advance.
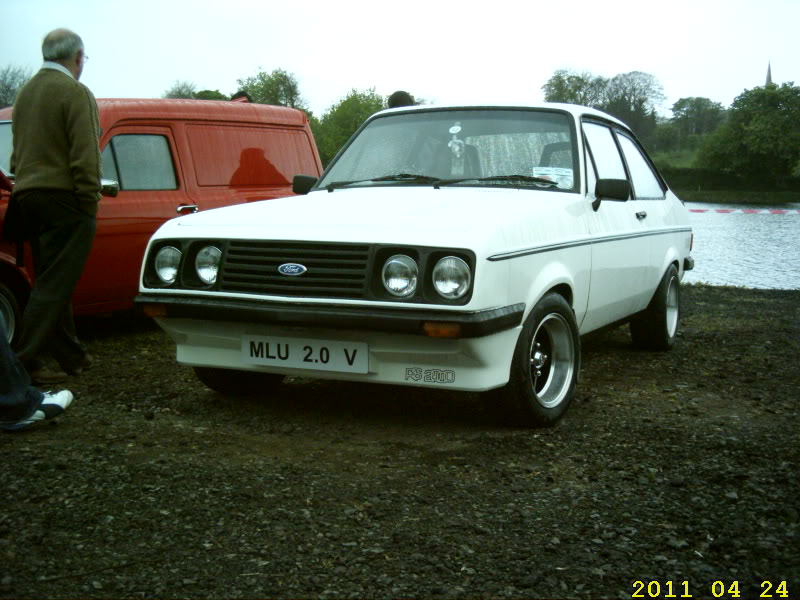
[0,122,12,173]
[106,135,177,191]
[583,135,597,194]
[582,122,626,180]
[100,144,118,183]
[186,125,316,187]
[617,134,665,199]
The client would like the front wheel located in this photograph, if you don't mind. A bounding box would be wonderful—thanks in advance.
[193,366,285,396]
[487,293,580,427]
[630,264,680,351]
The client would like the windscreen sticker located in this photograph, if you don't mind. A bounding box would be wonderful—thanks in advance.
[532,167,574,189]
[448,122,465,158]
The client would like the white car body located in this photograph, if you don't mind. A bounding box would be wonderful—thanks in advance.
[137,103,693,425]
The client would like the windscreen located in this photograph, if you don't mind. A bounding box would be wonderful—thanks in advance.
[318,109,578,191]
[0,123,12,174]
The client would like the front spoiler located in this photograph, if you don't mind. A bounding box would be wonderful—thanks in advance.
[134,294,525,339]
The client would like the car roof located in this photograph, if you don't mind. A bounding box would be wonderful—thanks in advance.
[0,98,310,128]
[376,102,628,128]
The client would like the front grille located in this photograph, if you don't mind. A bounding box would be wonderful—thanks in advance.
[219,241,371,298]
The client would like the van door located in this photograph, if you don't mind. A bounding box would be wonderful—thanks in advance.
[580,120,650,332]
[74,127,186,312]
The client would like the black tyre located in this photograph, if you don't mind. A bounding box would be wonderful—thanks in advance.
[193,366,285,396]
[630,264,680,351]
[0,283,22,344]
[488,292,580,427]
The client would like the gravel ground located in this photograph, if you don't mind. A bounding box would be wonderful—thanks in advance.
[1,283,798,599]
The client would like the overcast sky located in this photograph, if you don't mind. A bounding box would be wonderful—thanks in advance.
[3,0,797,117]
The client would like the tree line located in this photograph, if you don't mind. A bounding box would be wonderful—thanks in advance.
[162,71,386,166]
[543,68,800,188]
[3,64,799,186]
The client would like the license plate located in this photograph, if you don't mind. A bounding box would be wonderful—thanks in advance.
[242,335,369,374]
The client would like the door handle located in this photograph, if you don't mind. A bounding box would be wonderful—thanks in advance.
[636,211,647,220]
[177,204,198,214]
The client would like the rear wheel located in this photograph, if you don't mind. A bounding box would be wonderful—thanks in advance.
[487,293,580,427]
[630,264,680,351]
[193,367,285,396]
[0,283,22,344]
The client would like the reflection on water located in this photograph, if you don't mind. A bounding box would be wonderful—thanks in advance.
[684,202,800,290]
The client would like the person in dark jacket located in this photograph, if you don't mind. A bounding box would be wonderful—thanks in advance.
[10,28,100,385]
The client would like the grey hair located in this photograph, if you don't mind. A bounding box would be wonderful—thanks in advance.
[42,28,84,62]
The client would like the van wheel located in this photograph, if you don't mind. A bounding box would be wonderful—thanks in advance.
[488,293,580,427]
[193,367,285,396]
[0,283,21,344]
[630,264,680,351]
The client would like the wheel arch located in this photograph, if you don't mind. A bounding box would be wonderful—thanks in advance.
[0,257,32,342]
[659,245,684,280]
[520,261,577,322]
[0,257,32,309]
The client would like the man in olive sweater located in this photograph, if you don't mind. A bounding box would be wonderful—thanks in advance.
[10,28,100,384]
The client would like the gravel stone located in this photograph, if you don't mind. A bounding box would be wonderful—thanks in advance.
[1,284,798,598]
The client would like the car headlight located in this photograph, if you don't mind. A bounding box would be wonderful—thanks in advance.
[155,246,181,284]
[382,254,418,297]
[433,256,471,299]
[195,246,222,285]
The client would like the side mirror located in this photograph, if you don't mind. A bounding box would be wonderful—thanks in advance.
[595,178,630,201]
[292,174,318,195]
[100,179,119,198]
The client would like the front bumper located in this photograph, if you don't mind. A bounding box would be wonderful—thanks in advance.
[135,295,526,391]
[134,294,524,339]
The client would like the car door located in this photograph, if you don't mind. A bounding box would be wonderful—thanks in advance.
[580,120,650,332]
[74,127,187,312]
[614,132,672,291]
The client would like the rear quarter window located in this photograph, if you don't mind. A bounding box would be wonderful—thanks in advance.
[617,134,665,199]
[187,125,318,187]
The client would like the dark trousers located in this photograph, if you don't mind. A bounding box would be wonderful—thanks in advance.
[0,313,43,423]
[13,190,96,372]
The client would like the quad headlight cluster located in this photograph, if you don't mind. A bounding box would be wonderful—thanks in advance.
[381,254,471,300]
[154,244,222,286]
[147,240,473,303]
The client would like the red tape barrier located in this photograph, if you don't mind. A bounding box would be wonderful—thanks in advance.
[689,209,800,214]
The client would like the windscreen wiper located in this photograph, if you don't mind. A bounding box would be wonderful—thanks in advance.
[325,173,442,192]
[325,178,374,192]
[434,174,559,188]
[371,173,441,183]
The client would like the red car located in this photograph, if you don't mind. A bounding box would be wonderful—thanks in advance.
[0,98,322,340]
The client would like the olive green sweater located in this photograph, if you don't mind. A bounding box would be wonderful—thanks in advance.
[10,67,101,215]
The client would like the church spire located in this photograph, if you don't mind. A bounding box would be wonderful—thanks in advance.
[766,61,773,86]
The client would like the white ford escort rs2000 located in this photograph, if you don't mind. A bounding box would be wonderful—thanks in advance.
[136,103,694,426]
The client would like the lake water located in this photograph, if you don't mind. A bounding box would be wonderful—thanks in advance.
[683,202,800,290]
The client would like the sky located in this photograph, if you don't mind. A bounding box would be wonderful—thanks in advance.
[2,0,798,118]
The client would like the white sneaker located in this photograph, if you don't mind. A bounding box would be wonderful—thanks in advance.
[1,390,74,432]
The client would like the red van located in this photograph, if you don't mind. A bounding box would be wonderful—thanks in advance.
[0,98,322,340]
